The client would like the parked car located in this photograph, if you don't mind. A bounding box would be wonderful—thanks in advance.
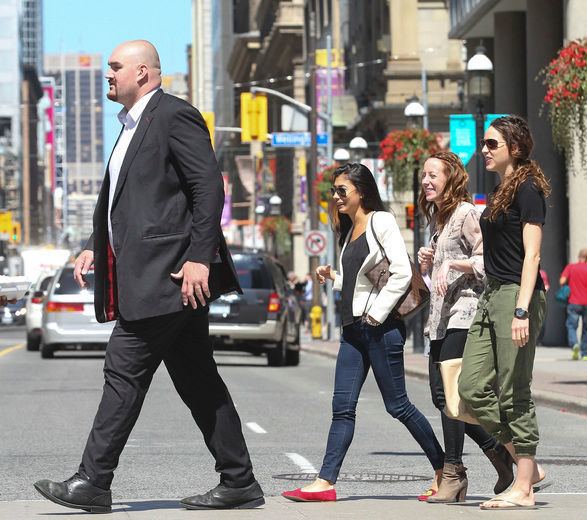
[40,265,115,359]
[1,299,26,326]
[209,250,302,366]
[25,272,55,351]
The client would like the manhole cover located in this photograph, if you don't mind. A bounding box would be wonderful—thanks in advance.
[273,472,429,482]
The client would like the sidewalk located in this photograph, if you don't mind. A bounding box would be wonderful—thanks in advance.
[302,336,587,415]
[1,495,585,519]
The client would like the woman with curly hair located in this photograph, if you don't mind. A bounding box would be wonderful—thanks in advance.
[417,151,514,504]
[458,115,550,510]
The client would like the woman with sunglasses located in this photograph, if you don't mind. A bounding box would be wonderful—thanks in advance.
[417,151,514,504]
[282,162,444,503]
[458,115,550,510]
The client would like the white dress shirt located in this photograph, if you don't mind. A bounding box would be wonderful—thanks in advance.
[107,88,159,249]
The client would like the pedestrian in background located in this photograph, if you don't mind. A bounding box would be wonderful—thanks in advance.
[282,162,444,503]
[459,115,549,510]
[33,40,263,513]
[560,249,587,360]
[417,151,513,503]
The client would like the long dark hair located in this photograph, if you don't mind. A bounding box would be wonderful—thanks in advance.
[328,163,387,246]
[486,115,551,221]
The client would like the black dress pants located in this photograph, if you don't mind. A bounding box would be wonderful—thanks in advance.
[429,328,496,464]
[78,307,254,490]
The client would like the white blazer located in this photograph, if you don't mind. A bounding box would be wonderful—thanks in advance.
[333,211,412,324]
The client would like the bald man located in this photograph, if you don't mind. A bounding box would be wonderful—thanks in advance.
[34,40,264,512]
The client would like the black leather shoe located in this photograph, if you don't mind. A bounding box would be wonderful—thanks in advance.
[34,474,112,513]
[181,480,265,510]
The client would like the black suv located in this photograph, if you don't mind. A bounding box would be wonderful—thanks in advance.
[208,250,302,366]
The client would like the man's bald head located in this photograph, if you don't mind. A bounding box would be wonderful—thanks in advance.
[579,248,587,262]
[115,40,161,70]
[106,40,162,109]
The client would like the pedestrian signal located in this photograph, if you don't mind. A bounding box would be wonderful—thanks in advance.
[240,93,268,143]
[405,204,414,231]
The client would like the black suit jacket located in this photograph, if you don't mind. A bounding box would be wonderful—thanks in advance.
[85,90,242,323]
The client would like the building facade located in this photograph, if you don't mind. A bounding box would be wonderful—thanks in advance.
[448,0,587,345]
[44,53,104,245]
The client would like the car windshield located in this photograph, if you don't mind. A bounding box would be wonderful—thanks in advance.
[53,268,95,294]
[233,255,273,289]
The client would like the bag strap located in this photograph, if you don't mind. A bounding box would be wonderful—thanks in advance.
[362,212,387,318]
[370,212,388,261]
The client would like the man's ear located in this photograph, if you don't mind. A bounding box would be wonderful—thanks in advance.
[137,63,148,82]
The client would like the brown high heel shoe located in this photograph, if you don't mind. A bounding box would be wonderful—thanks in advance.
[427,463,468,503]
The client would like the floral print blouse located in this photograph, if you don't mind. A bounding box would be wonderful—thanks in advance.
[425,201,485,341]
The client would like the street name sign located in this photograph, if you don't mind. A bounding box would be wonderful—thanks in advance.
[271,132,329,148]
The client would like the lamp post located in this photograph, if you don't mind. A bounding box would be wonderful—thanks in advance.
[269,194,282,216]
[333,148,350,164]
[466,45,493,195]
[404,96,426,353]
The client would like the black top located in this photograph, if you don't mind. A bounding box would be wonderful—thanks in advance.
[341,232,369,327]
[480,179,546,290]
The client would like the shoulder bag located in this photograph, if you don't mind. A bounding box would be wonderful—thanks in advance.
[363,213,430,321]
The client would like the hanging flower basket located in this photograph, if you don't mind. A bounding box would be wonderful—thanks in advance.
[379,128,440,193]
[541,38,587,170]
[259,215,292,254]
[314,165,338,203]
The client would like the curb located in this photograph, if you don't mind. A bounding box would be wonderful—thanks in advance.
[302,344,587,416]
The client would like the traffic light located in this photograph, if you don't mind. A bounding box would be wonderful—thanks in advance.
[240,93,268,143]
[201,111,215,148]
[9,222,20,244]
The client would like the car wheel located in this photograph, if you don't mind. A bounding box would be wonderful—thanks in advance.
[267,327,287,367]
[26,331,41,351]
[41,341,55,359]
[285,348,300,366]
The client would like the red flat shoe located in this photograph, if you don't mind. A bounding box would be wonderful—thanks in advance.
[282,488,337,502]
[417,488,437,502]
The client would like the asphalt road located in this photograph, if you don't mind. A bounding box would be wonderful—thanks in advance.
[1,325,587,507]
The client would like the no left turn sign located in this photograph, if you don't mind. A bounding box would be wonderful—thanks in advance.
[304,230,327,256]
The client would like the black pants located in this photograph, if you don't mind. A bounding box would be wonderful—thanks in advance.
[78,307,254,490]
[429,328,496,465]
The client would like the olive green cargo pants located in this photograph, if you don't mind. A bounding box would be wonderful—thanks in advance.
[459,277,546,457]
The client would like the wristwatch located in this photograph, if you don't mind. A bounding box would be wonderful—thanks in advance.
[514,307,529,320]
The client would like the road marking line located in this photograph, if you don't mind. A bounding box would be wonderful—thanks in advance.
[0,343,24,357]
[285,453,317,473]
[246,422,267,434]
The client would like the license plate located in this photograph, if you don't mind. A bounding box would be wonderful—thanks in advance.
[209,303,230,316]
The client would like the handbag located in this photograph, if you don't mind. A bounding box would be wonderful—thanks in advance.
[556,284,570,304]
[439,358,479,425]
[363,213,430,320]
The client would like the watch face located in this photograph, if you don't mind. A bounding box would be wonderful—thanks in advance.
[515,308,528,319]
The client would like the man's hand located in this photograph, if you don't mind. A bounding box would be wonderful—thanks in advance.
[512,317,530,348]
[316,264,333,284]
[74,250,94,288]
[171,261,210,308]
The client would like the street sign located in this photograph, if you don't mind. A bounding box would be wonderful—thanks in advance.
[449,115,476,166]
[449,114,509,165]
[304,230,327,256]
[271,132,329,148]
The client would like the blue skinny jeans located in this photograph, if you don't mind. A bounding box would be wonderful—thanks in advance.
[319,318,445,483]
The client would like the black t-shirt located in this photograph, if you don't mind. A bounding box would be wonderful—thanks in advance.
[341,232,369,327]
[480,179,546,290]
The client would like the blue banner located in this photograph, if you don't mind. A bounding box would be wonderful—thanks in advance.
[449,114,476,166]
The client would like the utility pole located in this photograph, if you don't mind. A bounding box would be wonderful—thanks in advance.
[308,10,320,309]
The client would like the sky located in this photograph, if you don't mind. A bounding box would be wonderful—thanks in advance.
[43,0,192,160]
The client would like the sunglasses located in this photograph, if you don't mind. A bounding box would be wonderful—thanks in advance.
[330,186,356,198]
[480,138,506,151]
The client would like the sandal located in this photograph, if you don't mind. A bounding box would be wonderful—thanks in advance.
[479,496,538,510]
